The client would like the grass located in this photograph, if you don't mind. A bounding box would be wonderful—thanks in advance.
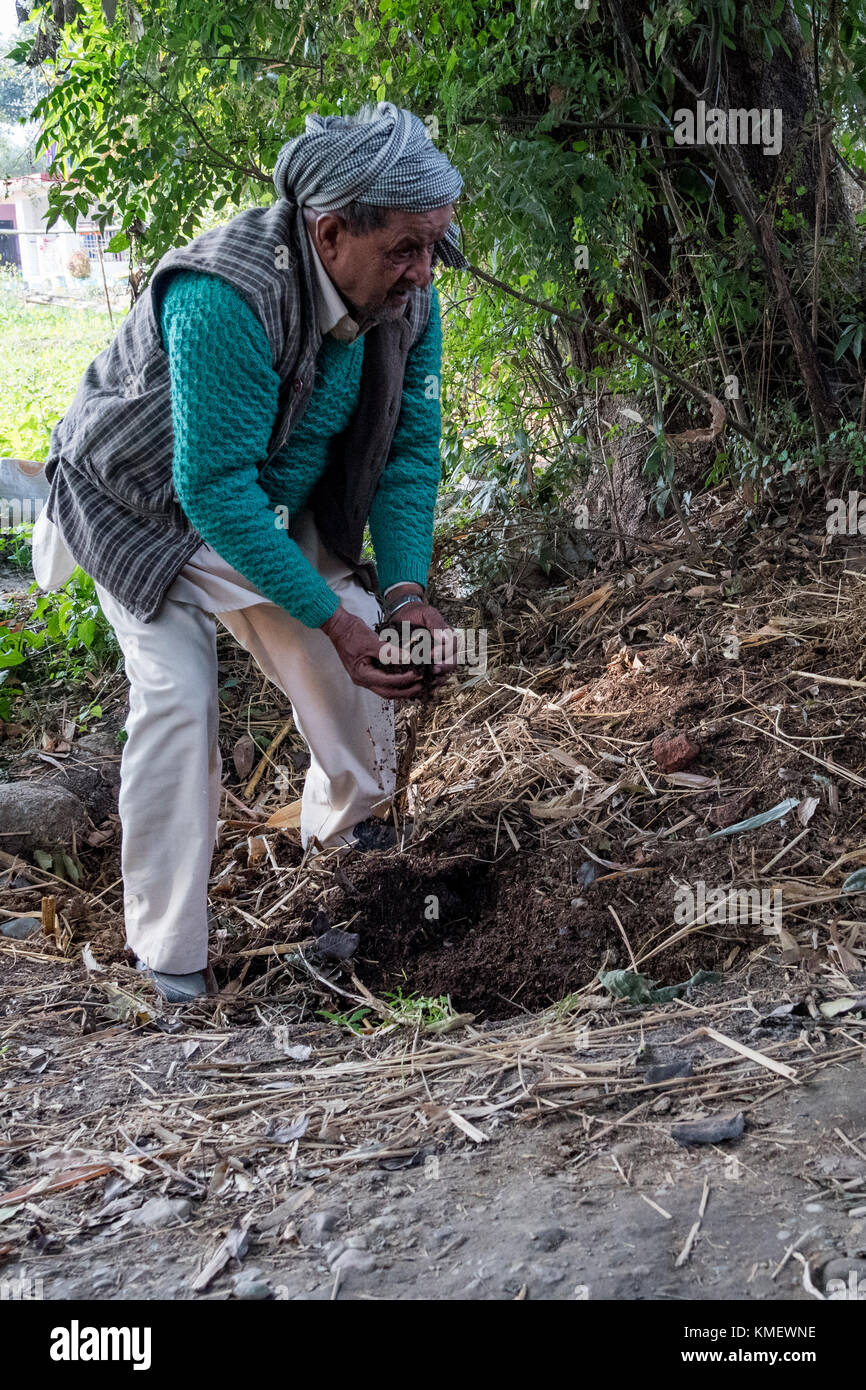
[318,989,458,1035]
[0,279,123,721]
[0,272,119,462]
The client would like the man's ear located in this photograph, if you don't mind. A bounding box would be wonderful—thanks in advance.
[310,212,345,268]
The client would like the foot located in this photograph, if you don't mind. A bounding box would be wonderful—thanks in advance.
[136,959,208,1003]
[350,817,399,852]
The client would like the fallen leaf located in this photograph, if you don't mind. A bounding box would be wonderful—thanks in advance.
[232,734,256,779]
[708,797,799,839]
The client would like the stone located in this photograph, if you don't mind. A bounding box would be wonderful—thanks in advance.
[232,1271,273,1300]
[530,1225,569,1252]
[299,1209,341,1244]
[76,730,122,759]
[366,1214,400,1235]
[529,1264,567,1286]
[129,1196,192,1229]
[330,1248,376,1274]
[0,782,89,855]
[0,916,40,939]
[652,732,700,773]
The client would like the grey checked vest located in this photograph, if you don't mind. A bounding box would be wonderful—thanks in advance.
[44,200,432,622]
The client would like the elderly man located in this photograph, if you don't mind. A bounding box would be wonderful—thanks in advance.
[31,102,466,1002]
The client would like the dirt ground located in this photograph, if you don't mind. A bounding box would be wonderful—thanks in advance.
[2,971,865,1302]
[2,490,866,1300]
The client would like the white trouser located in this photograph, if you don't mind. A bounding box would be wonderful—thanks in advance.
[93,530,395,974]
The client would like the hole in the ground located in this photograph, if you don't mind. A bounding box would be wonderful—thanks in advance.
[328,844,729,1019]
[214,830,733,1020]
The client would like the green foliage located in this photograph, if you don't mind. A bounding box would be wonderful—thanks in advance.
[0,522,34,570]
[0,561,119,720]
[317,989,456,1033]
[7,0,866,519]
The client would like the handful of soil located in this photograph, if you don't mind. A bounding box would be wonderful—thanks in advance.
[374,619,437,697]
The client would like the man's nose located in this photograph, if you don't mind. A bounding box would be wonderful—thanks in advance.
[403,247,433,288]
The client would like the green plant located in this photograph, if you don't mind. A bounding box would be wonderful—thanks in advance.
[382,989,457,1028]
[316,1005,372,1034]
[0,563,119,719]
[0,522,34,570]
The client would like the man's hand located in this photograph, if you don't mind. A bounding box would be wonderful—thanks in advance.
[321,606,425,700]
[382,591,458,694]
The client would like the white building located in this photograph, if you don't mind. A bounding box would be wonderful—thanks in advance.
[0,172,129,291]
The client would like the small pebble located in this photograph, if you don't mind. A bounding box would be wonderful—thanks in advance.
[130,1197,191,1229]
[330,1248,376,1274]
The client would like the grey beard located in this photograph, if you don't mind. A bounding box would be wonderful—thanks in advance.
[353,299,406,332]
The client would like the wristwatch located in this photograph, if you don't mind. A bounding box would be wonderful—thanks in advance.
[385,593,425,620]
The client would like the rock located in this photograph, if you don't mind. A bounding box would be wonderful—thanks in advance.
[300,1209,341,1244]
[330,1248,376,1274]
[129,1196,192,1229]
[232,1271,273,1300]
[530,1225,569,1252]
[529,1263,567,1286]
[0,916,40,939]
[366,1214,400,1235]
[671,1111,745,1146]
[652,732,700,773]
[323,1240,346,1267]
[76,730,122,759]
[0,782,89,855]
[314,928,360,962]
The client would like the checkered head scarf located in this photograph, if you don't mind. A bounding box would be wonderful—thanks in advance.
[273,101,467,269]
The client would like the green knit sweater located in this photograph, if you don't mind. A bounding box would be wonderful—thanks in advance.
[159,271,442,627]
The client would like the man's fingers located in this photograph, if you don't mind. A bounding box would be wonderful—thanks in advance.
[356,659,423,692]
[363,677,426,700]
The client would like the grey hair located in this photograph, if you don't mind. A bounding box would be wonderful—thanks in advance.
[328,201,394,235]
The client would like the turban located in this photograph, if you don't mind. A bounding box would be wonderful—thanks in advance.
[273,102,467,268]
